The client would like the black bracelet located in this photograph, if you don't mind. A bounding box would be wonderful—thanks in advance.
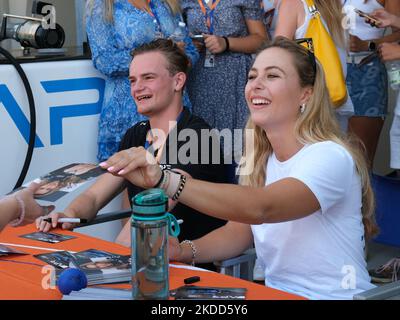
[154,169,165,188]
[222,36,230,52]
[172,175,187,201]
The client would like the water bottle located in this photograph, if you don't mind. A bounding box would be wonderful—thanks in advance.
[131,189,180,300]
[387,60,400,90]
[170,21,186,42]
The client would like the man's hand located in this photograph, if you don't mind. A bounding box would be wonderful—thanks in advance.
[35,211,74,232]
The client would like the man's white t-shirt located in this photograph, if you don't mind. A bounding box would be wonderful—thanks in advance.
[251,141,375,299]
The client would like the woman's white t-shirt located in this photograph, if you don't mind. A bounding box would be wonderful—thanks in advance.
[251,141,375,299]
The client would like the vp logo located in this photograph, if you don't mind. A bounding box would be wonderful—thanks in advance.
[0,77,105,147]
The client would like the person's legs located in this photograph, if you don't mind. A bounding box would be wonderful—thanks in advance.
[348,116,385,169]
[346,58,388,168]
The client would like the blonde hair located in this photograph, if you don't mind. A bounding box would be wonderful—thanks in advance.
[88,0,181,23]
[239,37,378,239]
[314,0,345,48]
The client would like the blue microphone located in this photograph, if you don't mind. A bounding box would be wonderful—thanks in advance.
[57,268,87,295]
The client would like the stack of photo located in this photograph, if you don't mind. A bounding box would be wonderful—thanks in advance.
[35,249,131,285]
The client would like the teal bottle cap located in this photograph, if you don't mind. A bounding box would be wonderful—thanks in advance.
[132,189,168,218]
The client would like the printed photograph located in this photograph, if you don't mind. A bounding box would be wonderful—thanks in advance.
[20,232,76,244]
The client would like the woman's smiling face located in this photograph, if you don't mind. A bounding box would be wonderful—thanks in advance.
[245,47,308,131]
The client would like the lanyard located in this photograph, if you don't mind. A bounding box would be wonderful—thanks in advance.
[197,0,221,34]
[146,0,163,35]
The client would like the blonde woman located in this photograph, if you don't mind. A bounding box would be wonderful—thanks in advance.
[274,0,354,133]
[86,0,199,161]
[100,37,378,299]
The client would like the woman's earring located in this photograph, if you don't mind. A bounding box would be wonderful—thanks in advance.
[300,103,306,114]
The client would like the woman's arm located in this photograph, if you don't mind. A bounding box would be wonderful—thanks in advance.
[0,196,21,231]
[274,0,304,39]
[204,19,267,54]
[177,177,319,225]
[101,146,321,225]
[86,0,134,77]
[0,183,53,231]
[226,19,268,54]
[171,221,254,264]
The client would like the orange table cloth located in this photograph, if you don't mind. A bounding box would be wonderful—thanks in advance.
[0,224,304,300]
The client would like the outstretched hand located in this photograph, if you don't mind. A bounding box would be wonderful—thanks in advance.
[99,147,162,189]
[17,182,55,225]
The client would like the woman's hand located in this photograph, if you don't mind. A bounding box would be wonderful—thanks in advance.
[203,34,227,54]
[14,182,55,225]
[349,35,369,52]
[100,147,162,189]
[378,42,400,62]
[370,8,399,28]
[36,211,74,232]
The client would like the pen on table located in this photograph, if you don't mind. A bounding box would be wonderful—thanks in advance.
[43,218,88,224]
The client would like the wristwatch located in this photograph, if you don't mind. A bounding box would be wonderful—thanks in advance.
[368,41,377,51]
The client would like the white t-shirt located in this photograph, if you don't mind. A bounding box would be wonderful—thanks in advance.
[251,141,375,299]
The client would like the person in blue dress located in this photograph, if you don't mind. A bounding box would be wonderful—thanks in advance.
[180,0,267,163]
[86,0,199,161]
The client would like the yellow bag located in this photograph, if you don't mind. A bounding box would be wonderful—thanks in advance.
[303,0,347,108]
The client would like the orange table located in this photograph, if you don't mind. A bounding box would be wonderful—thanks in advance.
[0,224,304,300]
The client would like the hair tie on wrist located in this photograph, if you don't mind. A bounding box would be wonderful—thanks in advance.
[154,169,165,188]
[222,36,230,52]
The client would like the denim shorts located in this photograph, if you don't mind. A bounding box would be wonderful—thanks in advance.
[346,56,388,117]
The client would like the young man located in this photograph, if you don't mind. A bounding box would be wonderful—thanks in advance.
[37,39,230,268]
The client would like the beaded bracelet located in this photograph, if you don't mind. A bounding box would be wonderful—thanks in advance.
[172,175,186,201]
[181,240,197,266]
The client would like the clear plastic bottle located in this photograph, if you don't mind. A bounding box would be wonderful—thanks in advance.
[131,189,180,300]
[170,21,186,42]
[387,60,400,90]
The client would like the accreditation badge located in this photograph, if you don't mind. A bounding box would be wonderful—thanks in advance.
[204,49,215,68]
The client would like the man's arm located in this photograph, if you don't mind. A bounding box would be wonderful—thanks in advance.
[37,173,126,232]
